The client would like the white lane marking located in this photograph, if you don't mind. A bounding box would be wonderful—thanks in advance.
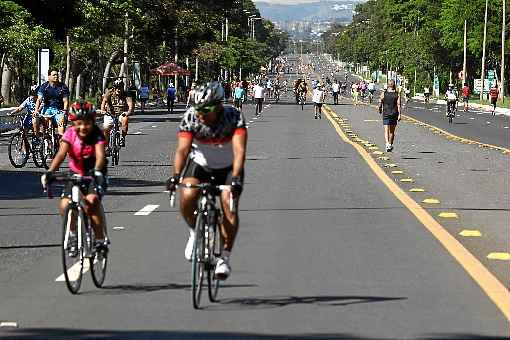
[0,322,18,328]
[470,117,475,120]
[504,126,509,129]
[135,131,142,135]
[487,121,491,124]
[113,226,125,230]
[151,125,158,128]
[56,260,90,282]
[134,204,160,216]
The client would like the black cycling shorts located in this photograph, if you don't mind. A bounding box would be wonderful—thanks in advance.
[183,161,244,192]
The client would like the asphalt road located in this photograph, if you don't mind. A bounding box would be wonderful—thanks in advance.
[0,60,509,339]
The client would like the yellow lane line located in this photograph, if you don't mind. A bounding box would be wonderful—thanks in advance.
[324,105,510,321]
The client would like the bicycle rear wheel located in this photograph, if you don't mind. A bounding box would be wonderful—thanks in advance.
[90,216,108,287]
[62,205,84,294]
[31,139,44,168]
[192,214,206,309]
[8,132,29,168]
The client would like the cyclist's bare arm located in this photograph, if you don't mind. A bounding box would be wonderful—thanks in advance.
[172,135,193,176]
[48,142,70,172]
[232,130,247,177]
[63,97,69,113]
[94,143,106,170]
[34,95,43,115]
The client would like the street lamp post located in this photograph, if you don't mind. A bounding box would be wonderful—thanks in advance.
[480,0,489,101]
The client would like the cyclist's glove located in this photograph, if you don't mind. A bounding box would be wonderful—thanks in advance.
[41,171,54,190]
[230,176,243,197]
[92,170,105,188]
[166,175,180,192]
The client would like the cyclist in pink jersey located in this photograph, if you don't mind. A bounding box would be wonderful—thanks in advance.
[41,101,108,253]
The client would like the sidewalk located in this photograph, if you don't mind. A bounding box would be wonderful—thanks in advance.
[325,96,510,286]
[411,94,510,117]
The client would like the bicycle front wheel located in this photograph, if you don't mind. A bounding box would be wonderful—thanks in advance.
[192,214,206,309]
[8,132,29,168]
[207,221,223,302]
[90,229,108,288]
[61,205,84,294]
[41,135,54,170]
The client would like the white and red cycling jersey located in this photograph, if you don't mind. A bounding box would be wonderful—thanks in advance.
[178,106,246,169]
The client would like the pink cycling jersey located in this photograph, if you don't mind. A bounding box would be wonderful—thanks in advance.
[62,126,105,175]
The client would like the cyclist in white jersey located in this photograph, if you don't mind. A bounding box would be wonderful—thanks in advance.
[166,82,247,280]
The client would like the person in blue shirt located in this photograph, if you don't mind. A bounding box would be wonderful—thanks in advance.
[167,83,177,114]
[34,69,70,136]
[138,83,150,113]
[10,85,41,140]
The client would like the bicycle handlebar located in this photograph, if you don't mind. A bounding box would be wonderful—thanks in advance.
[44,172,96,199]
[168,183,236,212]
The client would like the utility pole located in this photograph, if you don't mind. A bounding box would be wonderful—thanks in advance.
[226,17,229,41]
[65,34,71,86]
[123,13,129,90]
[463,20,467,86]
[501,0,506,101]
[480,0,489,101]
[174,26,178,94]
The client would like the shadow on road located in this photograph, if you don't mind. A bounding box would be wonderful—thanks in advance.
[82,282,257,296]
[2,329,506,340]
[0,170,44,201]
[207,295,407,311]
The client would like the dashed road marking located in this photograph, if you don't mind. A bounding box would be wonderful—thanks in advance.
[400,178,414,183]
[378,156,390,161]
[56,260,91,282]
[409,188,425,192]
[487,253,510,261]
[0,322,18,328]
[113,226,125,230]
[384,163,397,168]
[460,230,482,237]
[438,212,459,219]
[422,198,440,204]
[373,151,383,155]
[391,170,404,174]
[134,204,160,216]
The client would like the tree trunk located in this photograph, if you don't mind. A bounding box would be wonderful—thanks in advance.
[75,73,82,99]
[1,63,12,104]
[68,74,75,101]
[103,50,122,92]
[0,53,5,91]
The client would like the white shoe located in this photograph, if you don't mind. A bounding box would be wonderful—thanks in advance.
[214,258,231,281]
[184,229,195,262]
[385,143,391,152]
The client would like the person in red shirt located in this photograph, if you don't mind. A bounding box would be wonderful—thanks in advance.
[489,84,499,116]
[462,83,470,112]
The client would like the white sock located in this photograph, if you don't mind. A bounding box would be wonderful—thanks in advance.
[221,250,231,261]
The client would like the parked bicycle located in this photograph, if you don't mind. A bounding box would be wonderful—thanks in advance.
[169,183,235,309]
[7,112,44,168]
[45,172,109,294]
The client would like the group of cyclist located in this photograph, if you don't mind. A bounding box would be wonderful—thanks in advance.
[11,71,246,282]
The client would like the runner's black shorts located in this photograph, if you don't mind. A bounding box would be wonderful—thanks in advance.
[463,96,469,103]
[183,161,244,194]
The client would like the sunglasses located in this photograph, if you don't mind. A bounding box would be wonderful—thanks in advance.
[197,105,216,115]
[50,74,59,77]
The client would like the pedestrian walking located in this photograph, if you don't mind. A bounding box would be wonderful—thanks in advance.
[462,83,470,112]
[352,82,359,105]
[186,82,197,108]
[139,83,150,113]
[332,79,340,105]
[167,83,176,114]
[378,79,401,152]
[312,84,326,119]
[253,81,265,116]
[489,84,499,116]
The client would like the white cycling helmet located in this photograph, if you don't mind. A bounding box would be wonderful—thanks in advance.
[194,81,224,108]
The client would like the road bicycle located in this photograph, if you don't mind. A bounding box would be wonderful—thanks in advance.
[446,100,457,124]
[7,112,44,168]
[170,183,235,309]
[41,113,65,169]
[299,92,306,110]
[46,173,109,294]
[106,112,122,166]
[368,91,375,104]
